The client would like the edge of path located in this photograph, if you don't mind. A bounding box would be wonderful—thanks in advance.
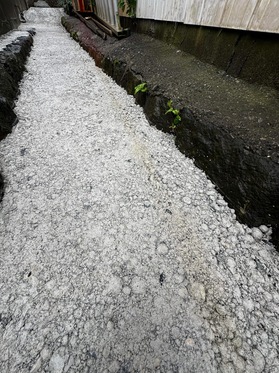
[61,15,279,250]
[0,29,35,200]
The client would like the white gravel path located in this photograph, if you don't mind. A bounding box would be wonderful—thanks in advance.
[0,8,279,373]
[0,30,31,52]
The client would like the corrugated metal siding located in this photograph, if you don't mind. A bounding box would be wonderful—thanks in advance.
[94,0,122,32]
[136,0,279,34]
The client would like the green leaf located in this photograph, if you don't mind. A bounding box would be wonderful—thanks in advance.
[134,82,147,94]
[165,108,173,115]
[118,0,126,11]
[173,115,181,125]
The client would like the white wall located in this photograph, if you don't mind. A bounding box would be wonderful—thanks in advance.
[136,0,279,34]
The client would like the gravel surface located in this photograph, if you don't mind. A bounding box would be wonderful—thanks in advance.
[0,8,279,373]
[0,30,31,52]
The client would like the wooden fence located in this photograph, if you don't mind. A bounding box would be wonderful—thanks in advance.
[136,0,279,34]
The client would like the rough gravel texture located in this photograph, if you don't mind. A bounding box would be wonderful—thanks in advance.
[0,8,279,373]
[0,31,31,52]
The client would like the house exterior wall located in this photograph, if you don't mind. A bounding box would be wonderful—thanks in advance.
[136,0,279,34]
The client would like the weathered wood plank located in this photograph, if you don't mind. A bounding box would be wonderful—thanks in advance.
[220,0,259,30]
[136,0,279,33]
[183,0,205,25]
[249,0,279,33]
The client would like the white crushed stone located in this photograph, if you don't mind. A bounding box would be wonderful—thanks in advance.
[252,227,264,241]
[0,30,30,52]
[0,7,279,373]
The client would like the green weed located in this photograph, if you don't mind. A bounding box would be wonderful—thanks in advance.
[165,100,181,130]
[134,82,148,95]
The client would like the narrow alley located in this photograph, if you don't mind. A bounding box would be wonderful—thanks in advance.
[0,6,278,373]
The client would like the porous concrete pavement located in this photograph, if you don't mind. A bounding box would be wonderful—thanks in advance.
[0,8,279,373]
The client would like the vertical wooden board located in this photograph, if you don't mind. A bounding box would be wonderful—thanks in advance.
[136,0,144,18]
[136,0,279,33]
[142,0,179,22]
[140,0,151,19]
[146,0,156,19]
[159,0,175,22]
[148,0,156,19]
[136,0,147,19]
[200,0,227,26]
[220,0,259,29]
[177,0,187,22]
[135,0,141,17]
[167,0,185,22]
[182,0,205,25]
[250,0,279,33]
[154,0,167,20]
[138,0,184,22]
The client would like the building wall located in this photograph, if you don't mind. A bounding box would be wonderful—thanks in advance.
[136,0,279,34]
[0,0,34,36]
[120,16,279,90]
[94,0,122,32]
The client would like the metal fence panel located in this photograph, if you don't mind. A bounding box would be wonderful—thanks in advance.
[95,0,121,32]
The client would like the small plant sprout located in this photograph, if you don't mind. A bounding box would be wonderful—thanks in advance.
[134,82,148,95]
[165,100,181,130]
